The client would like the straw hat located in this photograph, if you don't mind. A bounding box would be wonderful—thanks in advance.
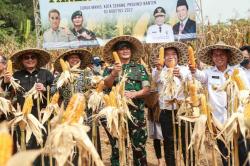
[150,42,188,67]
[103,35,144,64]
[54,49,92,72]
[11,48,51,70]
[198,41,243,66]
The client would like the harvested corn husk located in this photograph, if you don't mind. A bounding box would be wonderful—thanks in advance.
[41,92,60,124]
[9,100,46,145]
[0,97,16,118]
[6,60,24,92]
[23,83,44,102]
[56,59,81,89]
[45,123,104,166]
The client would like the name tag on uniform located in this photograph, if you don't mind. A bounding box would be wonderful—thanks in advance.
[212,76,220,79]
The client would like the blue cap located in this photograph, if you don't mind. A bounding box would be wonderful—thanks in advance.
[92,56,104,66]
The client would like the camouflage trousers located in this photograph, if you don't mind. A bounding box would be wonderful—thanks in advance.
[103,108,148,166]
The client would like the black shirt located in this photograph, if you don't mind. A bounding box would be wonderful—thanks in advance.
[2,68,54,118]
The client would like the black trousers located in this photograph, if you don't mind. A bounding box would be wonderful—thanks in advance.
[217,136,250,166]
[153,139,162,159]
[159,110,187,166]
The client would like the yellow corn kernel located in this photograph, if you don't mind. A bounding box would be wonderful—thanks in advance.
[159,47,164,66]
[189,83,199,106]
[50,92,60,105]
[188,46,196,67]
[71,94,86,123]
[112,51,121,64]
[22,95,33,115]
[0,129,13,166]
[103,95,111,106]
[109,91,117,107]
[200,94,207,115]
[234,75,246,90]
[60,58,69,72]
[243,103,250,128]
[7,60,13,75]
[96,81,105,93]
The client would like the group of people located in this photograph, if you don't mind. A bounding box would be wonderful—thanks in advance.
[0,33,250,166]
[146,0,196,43]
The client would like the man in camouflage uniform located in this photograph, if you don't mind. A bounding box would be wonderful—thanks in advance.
[103,36,150,166]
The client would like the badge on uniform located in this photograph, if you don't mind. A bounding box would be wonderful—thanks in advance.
[212,76,219,79]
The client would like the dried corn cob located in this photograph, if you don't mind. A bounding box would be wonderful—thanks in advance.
[243,103,250,128]
[7,60,13,75]
[231,69,246,90]
[71,94,86,123]
[0,125,13,166]
[189,82,199,106]
[22,95,33,115]
[113,51,121,64]
[60,58,69,72]
[50,92,60,105]
[159,47,164,66]
[132,13,150,39]
[200,94,207,115]
[188,46,196,67]
[103,95,111,106]
[109,91,117,107]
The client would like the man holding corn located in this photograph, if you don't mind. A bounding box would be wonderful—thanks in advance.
[103,35,150,166]
[189,42,249,166]
[2,48,54,165]
[151,42,191,165]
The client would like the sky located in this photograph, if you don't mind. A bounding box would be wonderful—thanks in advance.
[201,0,250,24]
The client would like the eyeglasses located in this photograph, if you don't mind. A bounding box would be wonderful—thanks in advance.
[23,55,37,60]
[50,16,59,20]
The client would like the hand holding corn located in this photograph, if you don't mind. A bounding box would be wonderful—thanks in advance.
[3,71,12,83]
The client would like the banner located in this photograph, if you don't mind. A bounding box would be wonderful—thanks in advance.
[39,0,196,49]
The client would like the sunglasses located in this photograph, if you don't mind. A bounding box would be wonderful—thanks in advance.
[22,55,37,60]
[50,16,59,20]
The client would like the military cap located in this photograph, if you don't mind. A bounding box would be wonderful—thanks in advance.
[153,7,166,17]
[71,10,82,20]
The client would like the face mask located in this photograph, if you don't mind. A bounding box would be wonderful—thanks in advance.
[93,65,102,73]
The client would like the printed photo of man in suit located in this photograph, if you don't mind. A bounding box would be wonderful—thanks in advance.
[173,0,196,40]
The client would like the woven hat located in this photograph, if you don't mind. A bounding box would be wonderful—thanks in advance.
[11,48,51,70]
[103,35,144,64]
[198,41,243,66]
[54,48,92,72]
[150,42,188,67]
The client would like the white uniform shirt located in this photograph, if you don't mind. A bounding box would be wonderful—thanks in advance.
[146,24,174,43]
[194,65,249,124]
[152,66,191,110]
[241,67,250,87]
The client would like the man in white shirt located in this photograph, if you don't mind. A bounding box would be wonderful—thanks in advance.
[151,42,191,165]
[240,45,250,86]
[146,7,174,43]
[189,41,249,166]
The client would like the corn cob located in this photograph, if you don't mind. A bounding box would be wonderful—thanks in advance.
[200,94,207,115]
[50,92,60,105]
[71,94,86,123]
[189,82,199,106]
[112,51,121,64]
[188,46,196,67]
[22,95,33,115]
[109,91,117,107]
[159,47,164,66]
[0,127,13,166]
[103,95,111,106]
[7,60,13,75]
[243,103,250,128]
[96,81,105,93]
[60,58,69,72]
[231,69,246,90]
